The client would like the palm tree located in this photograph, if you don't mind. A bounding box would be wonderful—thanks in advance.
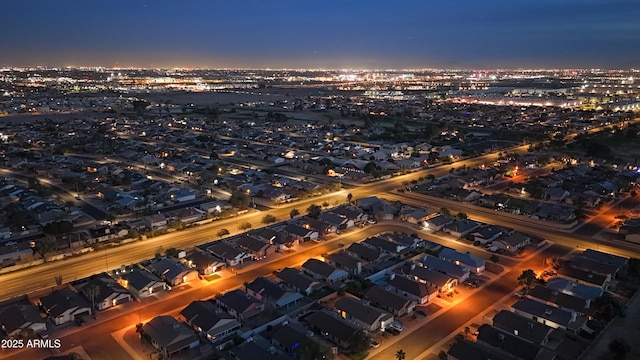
[347,193,353,204]
[83,284,101,312]
[396,349,406,360]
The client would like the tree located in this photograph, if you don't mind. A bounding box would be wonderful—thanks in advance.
[54,274,63,286]
[165,248,179,258]
[348,330,369,353]
[464,326,470,339]
[518,269,537,290]
[396,349,406,360]
[217,228,230,238]
[295,339,335,360]
[37,238,58,259]
[364,162,377,174]
[83,284,101,311]
[262,214,276,224]
[289,209,300,219]
[438,350,448,360]
[608,338,631,359]
[439,207,451,216]
[347,193,353,204]
[489,254,500,263]
[239,222,252,232]
[229,190,250,209]
[455,212,468,220]
[307,204,322,218]
[42,220,73,236]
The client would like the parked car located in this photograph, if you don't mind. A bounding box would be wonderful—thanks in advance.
[386,327,400,335]
[370,340,380,348]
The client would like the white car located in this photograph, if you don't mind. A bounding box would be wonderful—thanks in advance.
[388,321,403,332]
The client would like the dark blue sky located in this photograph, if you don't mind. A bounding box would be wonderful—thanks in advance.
[2,0,639,69]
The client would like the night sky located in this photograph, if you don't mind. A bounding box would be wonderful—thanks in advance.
[2,0,639,69]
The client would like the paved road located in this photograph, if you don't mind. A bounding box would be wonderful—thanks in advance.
[2,224,414,360]
[370,243,571,360]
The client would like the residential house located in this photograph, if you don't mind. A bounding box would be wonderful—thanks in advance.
[476,324,556,360]
[564,256,619,279]
[229,341,289,360]
[118,269,168,298]
[215,289,264,321]
[283,223,319,242]
[443,219,480,239]
[439,248,486,274]
[345,243,383,264]
[448,339,510,360]
[39,288,92,326]
[0,241,33,265]
[494,232,531,253]
[575,249,628,274]
[332,205,368,225]
[302,259,349,284]
[305,311,359,350]
[491,310,554,346]
[543,188,570,202]
[301,218,335,236]
[167,207,205,224]
[180,300,240,342]
[546,277,603,301]
[88,225,129,243]
[270,323,316,357]
[386,274,436,304]
[318,212,351,229]
[512,298,587,333]
[470,226,504,244]
[362,236,406,255]
[478,194,511,209]
[334,296,394,332]
[200,201,232,215]
[246,277,304,309]
[79,275,132,310]
[275,268,321,296]
[556,266,610,291]
[167,188,197,203]
[0,302,47,337]
[141,315,200,358]
[325,252,363,275]
[251,228,296,252]
[363,286,416,316]
[527,285,590,314]
[420,256,470,282]
[235,234,273,260]
[449,188,483,203]
[534,204,576,222]
[387,233,423,249]
[147,258,200,287]
[144,214,168,230]
[207,242,252,266]
[423,215,454,231]
[183,251,225,276]
[408,265,457,292]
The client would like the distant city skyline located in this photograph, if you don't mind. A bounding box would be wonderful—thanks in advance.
[2,0,639,69]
